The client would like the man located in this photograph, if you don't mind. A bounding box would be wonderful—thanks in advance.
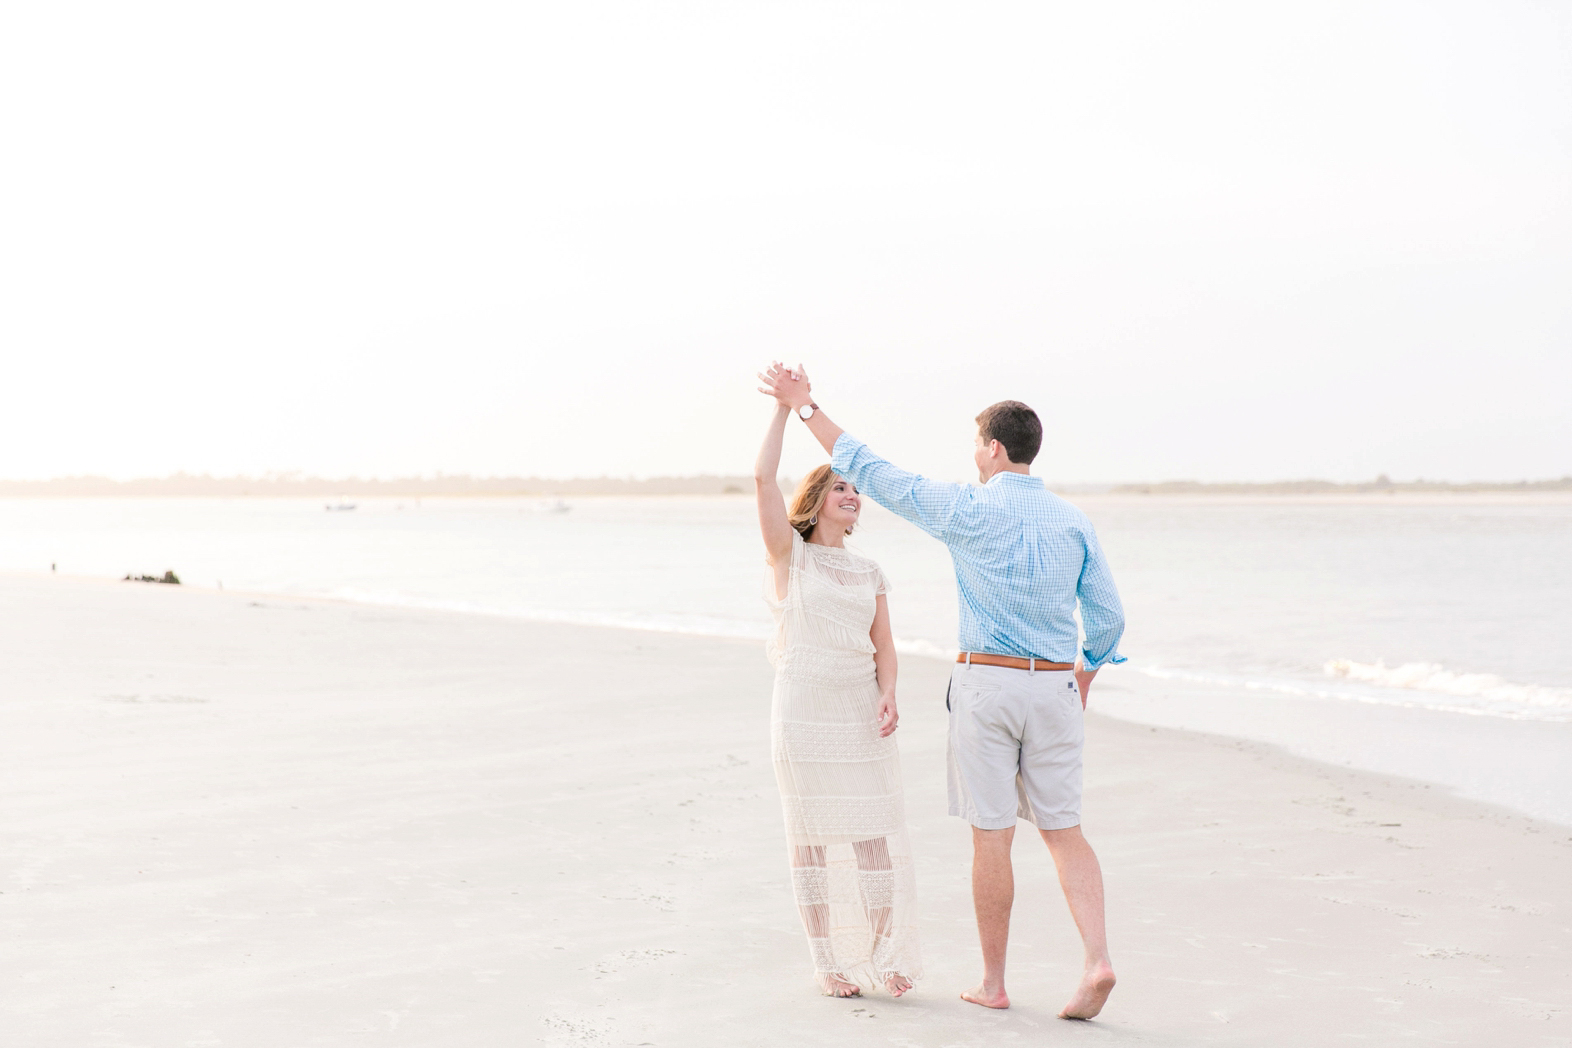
[759,362,1124,1020]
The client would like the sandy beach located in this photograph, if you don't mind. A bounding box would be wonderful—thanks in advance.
[3,573,1568,1047]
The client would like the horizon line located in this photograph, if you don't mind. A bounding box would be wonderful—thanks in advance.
[1,472,1569,496]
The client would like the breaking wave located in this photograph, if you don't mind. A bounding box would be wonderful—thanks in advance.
[1137,660,1572,722]
[1323,659,1572,712]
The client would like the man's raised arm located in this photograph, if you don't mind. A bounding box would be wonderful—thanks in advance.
[758,362,969,539]
[757,361,843,456]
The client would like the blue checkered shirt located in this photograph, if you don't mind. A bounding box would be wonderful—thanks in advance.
[832,434,1127,669]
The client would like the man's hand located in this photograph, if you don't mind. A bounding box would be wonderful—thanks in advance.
[875,690,899,737]
[756,361,814,411]
[758,360,843,456]
[1074,665,1097,710]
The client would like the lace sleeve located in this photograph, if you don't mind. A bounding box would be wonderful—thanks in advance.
[875,566,891,596]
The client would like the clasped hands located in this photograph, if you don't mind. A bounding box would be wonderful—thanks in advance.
[757,361,814,410]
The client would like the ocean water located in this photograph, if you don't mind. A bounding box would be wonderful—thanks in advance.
[4,493,1570,820]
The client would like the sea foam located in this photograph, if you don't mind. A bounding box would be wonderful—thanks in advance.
[1323,658,1572,711]
[1136,663,1572,722]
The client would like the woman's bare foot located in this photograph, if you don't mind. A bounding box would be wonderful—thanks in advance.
[960,982,1009,1009]
[883,973,912,997]
[1058,964,1116,1019]
[820,973,861,998]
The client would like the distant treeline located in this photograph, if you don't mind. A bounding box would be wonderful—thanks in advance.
[1112,475,1572,495]
[0,473,758,497]
[1,473,1568,498]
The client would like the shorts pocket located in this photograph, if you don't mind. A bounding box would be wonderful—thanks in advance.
[950,669,1003,713]
[951,682,1002,711]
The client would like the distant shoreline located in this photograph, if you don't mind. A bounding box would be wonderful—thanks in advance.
[0,473,1567,498]
[1109,476,1572,495]
[0,474,759,498]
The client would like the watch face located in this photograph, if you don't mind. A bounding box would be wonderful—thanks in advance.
[798,404,814,419]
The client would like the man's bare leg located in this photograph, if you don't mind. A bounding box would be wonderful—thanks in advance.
[960,825,1015,1009]
[1039,825,1116,1019]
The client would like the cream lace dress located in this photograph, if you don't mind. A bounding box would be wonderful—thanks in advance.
[764,530,922,989]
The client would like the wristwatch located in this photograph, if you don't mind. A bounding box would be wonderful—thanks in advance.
[798,402,819,420]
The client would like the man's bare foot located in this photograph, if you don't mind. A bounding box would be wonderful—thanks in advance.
[1058,964,1116,1020]
[960,982,1009,1009]
[820,973,861,998]
[884,973,912,997]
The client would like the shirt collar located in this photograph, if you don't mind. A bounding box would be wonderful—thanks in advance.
[986,471,1042,487]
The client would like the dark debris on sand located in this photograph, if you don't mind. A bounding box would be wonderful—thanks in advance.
[124,571,181,585]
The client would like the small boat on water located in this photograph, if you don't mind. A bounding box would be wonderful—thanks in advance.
[548,500,571,514]
[325,502,357,511]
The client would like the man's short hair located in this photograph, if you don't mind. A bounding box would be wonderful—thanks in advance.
[976,400,1042,465]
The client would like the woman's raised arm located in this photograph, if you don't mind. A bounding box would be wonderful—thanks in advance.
[754,400,796,570]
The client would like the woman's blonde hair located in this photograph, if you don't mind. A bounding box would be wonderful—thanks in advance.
[788,464,856,540]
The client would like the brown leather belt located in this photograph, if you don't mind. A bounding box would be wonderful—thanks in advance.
[956,653,1074,671]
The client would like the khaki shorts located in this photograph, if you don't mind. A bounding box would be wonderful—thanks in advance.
[946,663,1084,831]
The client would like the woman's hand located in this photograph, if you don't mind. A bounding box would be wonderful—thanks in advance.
[876,690,899,737]
[757,361,814,410]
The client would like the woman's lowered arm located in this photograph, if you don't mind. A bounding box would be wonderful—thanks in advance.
[869,593,899,737]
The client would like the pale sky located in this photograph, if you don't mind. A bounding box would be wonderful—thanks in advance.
[2,1,1568,484]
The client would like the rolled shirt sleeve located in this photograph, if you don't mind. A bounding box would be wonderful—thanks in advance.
[831,433,970,539]
[1076,527,1127,670]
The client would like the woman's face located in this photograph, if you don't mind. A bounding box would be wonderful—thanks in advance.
[816,476,861,532]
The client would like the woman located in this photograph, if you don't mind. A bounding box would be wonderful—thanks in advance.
[753,367,922,999]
